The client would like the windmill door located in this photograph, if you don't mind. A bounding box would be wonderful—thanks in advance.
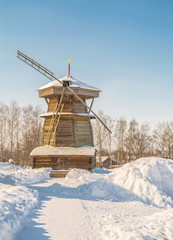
[52,157,68,170]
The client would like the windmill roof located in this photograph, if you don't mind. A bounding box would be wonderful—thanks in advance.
[39,76,101,91]
[30,145,96,157]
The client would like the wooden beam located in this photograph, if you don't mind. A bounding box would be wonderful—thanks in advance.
[89,98,94,113]
[44,98,49,105]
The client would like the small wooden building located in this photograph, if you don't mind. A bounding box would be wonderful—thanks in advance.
[30,145,96,177]
[102,157,122,169]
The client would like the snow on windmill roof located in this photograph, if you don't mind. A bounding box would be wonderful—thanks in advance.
[39,75,101,91]
[39,112,95,118]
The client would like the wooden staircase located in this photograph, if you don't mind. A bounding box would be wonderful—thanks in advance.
[50,170,69,178]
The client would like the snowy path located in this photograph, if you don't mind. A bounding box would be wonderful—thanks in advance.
[12,179,92,240]
[14,179,101,240]
[13,178,170,240]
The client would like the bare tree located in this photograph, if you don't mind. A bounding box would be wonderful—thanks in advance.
[125,120,151,161]
[7,101,21,160]
[0,102,8,161]
[125,119,138,161]
[92,111,114,166]
[21,105,43,165]
[134,122,151,159]
[153,121,173,159]
[114,118,127,163]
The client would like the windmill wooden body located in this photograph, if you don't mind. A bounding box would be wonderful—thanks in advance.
[17,51,111,177]
[39,75,100,148]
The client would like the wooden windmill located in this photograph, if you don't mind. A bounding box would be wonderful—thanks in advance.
[17,51,111,177]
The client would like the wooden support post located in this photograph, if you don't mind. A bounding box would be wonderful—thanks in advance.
[33,158,36,169]
[89,98,94,113]
[44,98,49,105]
[52,103,64,145]
[99,133,102,168]
[109,133,112,167]
[1,147,3,162]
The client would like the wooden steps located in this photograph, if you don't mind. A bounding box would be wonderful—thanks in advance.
[50,170,69,178]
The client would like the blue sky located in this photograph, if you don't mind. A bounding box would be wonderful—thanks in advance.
[0,0,173,123]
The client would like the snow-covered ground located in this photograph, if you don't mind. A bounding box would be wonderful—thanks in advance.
[0,163,51,185]
[0,164,51,240]
[0,157,173,240]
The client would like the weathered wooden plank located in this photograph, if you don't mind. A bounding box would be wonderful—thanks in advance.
[34,159,53,163]
[39,86,100,99]
[34,164,54,168]
[50,170,69,178]
[39,87,54,97]
[34,157,52,160]
[66,156,92,161]
[68,161,91,165]
[35,160,52,163]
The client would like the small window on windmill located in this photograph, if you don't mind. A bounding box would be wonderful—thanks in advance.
[62,76,72,87]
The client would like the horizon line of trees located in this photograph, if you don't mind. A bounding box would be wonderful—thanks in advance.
[0,101,173,166]
[93,111,173,163]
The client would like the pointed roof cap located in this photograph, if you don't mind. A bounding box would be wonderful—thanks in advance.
[38,76,101,99]
[39,76,100,91]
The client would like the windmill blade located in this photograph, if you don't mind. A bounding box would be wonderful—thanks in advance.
[17,50,112,134]
[17,50,54,75]
[17,50,62,84]
[66,86,112,134]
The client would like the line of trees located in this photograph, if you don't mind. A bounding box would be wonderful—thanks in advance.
[0,101,43,165]
[1,101,173,166]
[92,111,173,163]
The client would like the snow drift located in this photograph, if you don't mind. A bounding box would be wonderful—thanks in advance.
[64,168,106,187]
[63,157,173,208]
[0,183,38,240]
[107,157,173,208]
[0,163,51,185]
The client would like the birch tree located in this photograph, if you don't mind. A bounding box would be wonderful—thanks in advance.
[153,122,173,159]
[0,102,8,161]
[7,101,21,160]
[125,119,138,161]
[114,118,127,163]
[92,111,114,165]
[21,105,43,165]
[134,122,151,159]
